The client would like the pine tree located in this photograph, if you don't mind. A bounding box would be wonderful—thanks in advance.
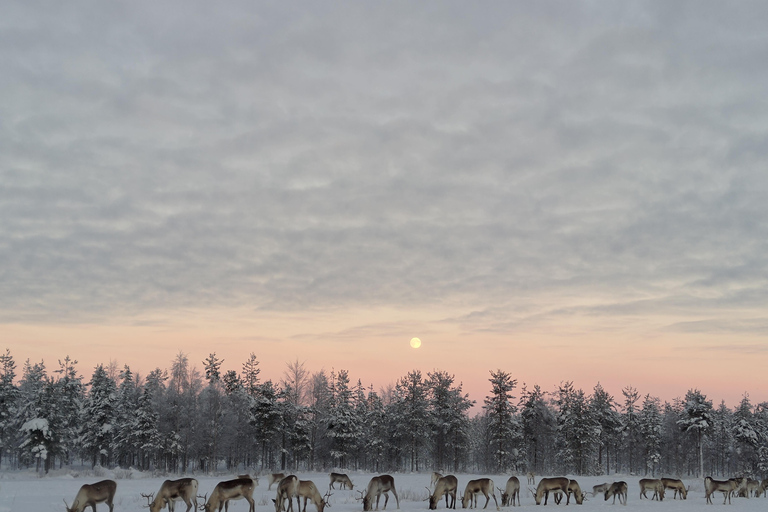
[327,369,360,469]
[484,369,521,473]
[0,349,19,468]
[621,386,640,474]
[589,383,620,474]
[427,370,474,472]
[51,356,84,468]
[732,393,758,474]
[81,364,117,468]
[251,380,281,469]
[677,388,713,477]
[519,384,555,474]
[639,394,662,476]
[555,382,597,475]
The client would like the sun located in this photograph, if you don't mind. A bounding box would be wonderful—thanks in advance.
[410,337,422,349]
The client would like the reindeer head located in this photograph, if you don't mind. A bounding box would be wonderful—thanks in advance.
[63,499,79,512]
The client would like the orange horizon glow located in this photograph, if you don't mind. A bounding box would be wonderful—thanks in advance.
[5,306,766,412]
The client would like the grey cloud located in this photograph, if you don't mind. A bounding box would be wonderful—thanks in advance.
[2,2,768,338]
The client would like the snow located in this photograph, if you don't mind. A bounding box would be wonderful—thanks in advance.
[0,470,765,512]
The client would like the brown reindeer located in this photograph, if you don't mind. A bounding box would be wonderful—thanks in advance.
[591,483,609,497]
[298,480,332,512]
[660,478,687,500]
[638,479,665,501]
[460,479,498,510]
[274,475,301,512]
[147,478,199,512]
[428,475,458,510]
[269,474,288,490]
[604,482,627,505]
[64,480,117,512]
[329,473,353,491]
[202,477,255,512]
[705,476,739,505]
[532,477,569,506]
[499,477,520,507]
[361,475,399,511]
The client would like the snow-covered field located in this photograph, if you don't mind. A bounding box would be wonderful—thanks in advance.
[0,470,765,511]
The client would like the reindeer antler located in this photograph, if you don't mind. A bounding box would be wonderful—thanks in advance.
[140,493,155,508]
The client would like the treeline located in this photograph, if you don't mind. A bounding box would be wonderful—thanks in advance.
[0,349,766,478]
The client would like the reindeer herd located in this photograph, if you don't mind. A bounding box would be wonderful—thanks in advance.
[62,471,768,512]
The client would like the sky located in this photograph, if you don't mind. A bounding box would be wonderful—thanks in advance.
[2,1,768,409]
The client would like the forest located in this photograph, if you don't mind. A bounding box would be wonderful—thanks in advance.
[0,349,765,479]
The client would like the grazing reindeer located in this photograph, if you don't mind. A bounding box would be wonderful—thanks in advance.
[428,475,458,510]
[638,479,665,501]
[329,473,353,491]
[461,479,498,510]
[147,478,199,512]
[660,478,687,500]
[729,477,748,498]
[64,480,117,512]
[269,474,288,490]
[202,477,256,512]
[705,476,739,505]
[760,478,768,498]
[298,480,332,512]
[552,480,584,505]
[566,480,585,505]
[431,473,444,488]
[526,473,535,486]
[747,479,761,498]
[499,477,520,507]
[533,477,569,506]
[604,482,627,505]
[592,483,610,497]
[361,475,399,511]
[275,475,301,512]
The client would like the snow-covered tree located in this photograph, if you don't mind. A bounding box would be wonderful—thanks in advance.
[677,388,713,477]
[427,370,473,472]
[0,349,19,467]
[589,383,621,475]
[484,369,521,473]
[555,382,598,475]
[250,380,281,469]
[639,394,662,476]
[621,386,641,474]
[520,383,556,473]
[81,364,117,468]
[327,369,361,469]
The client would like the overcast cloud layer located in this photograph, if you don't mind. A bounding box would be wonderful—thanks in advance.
[3,2,768,341]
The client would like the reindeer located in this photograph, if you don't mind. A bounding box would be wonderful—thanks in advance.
[705,476,739,505]
[660,478,687,500]
[551,480,584,505]
[298,480,332,512]
[760,478,768,498]
[532,477,569,506]
[274,475,301,512]
[604,482,627,505]
[428,475,458,510]
[498,477,520,507]
[747,479,761,498]
[64,480,117,512]
[361,475,399,511]
[526,473,535,486]
[728,477,748,499]
[202,477,255,512]
[591,483,610,497]
[269,474,288,490]
[638,479,665,501]
[460,479,498,510]
[329,473,353,491]
[566,480,585,505]
[431,473,444,488]
[145,478,199,512]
